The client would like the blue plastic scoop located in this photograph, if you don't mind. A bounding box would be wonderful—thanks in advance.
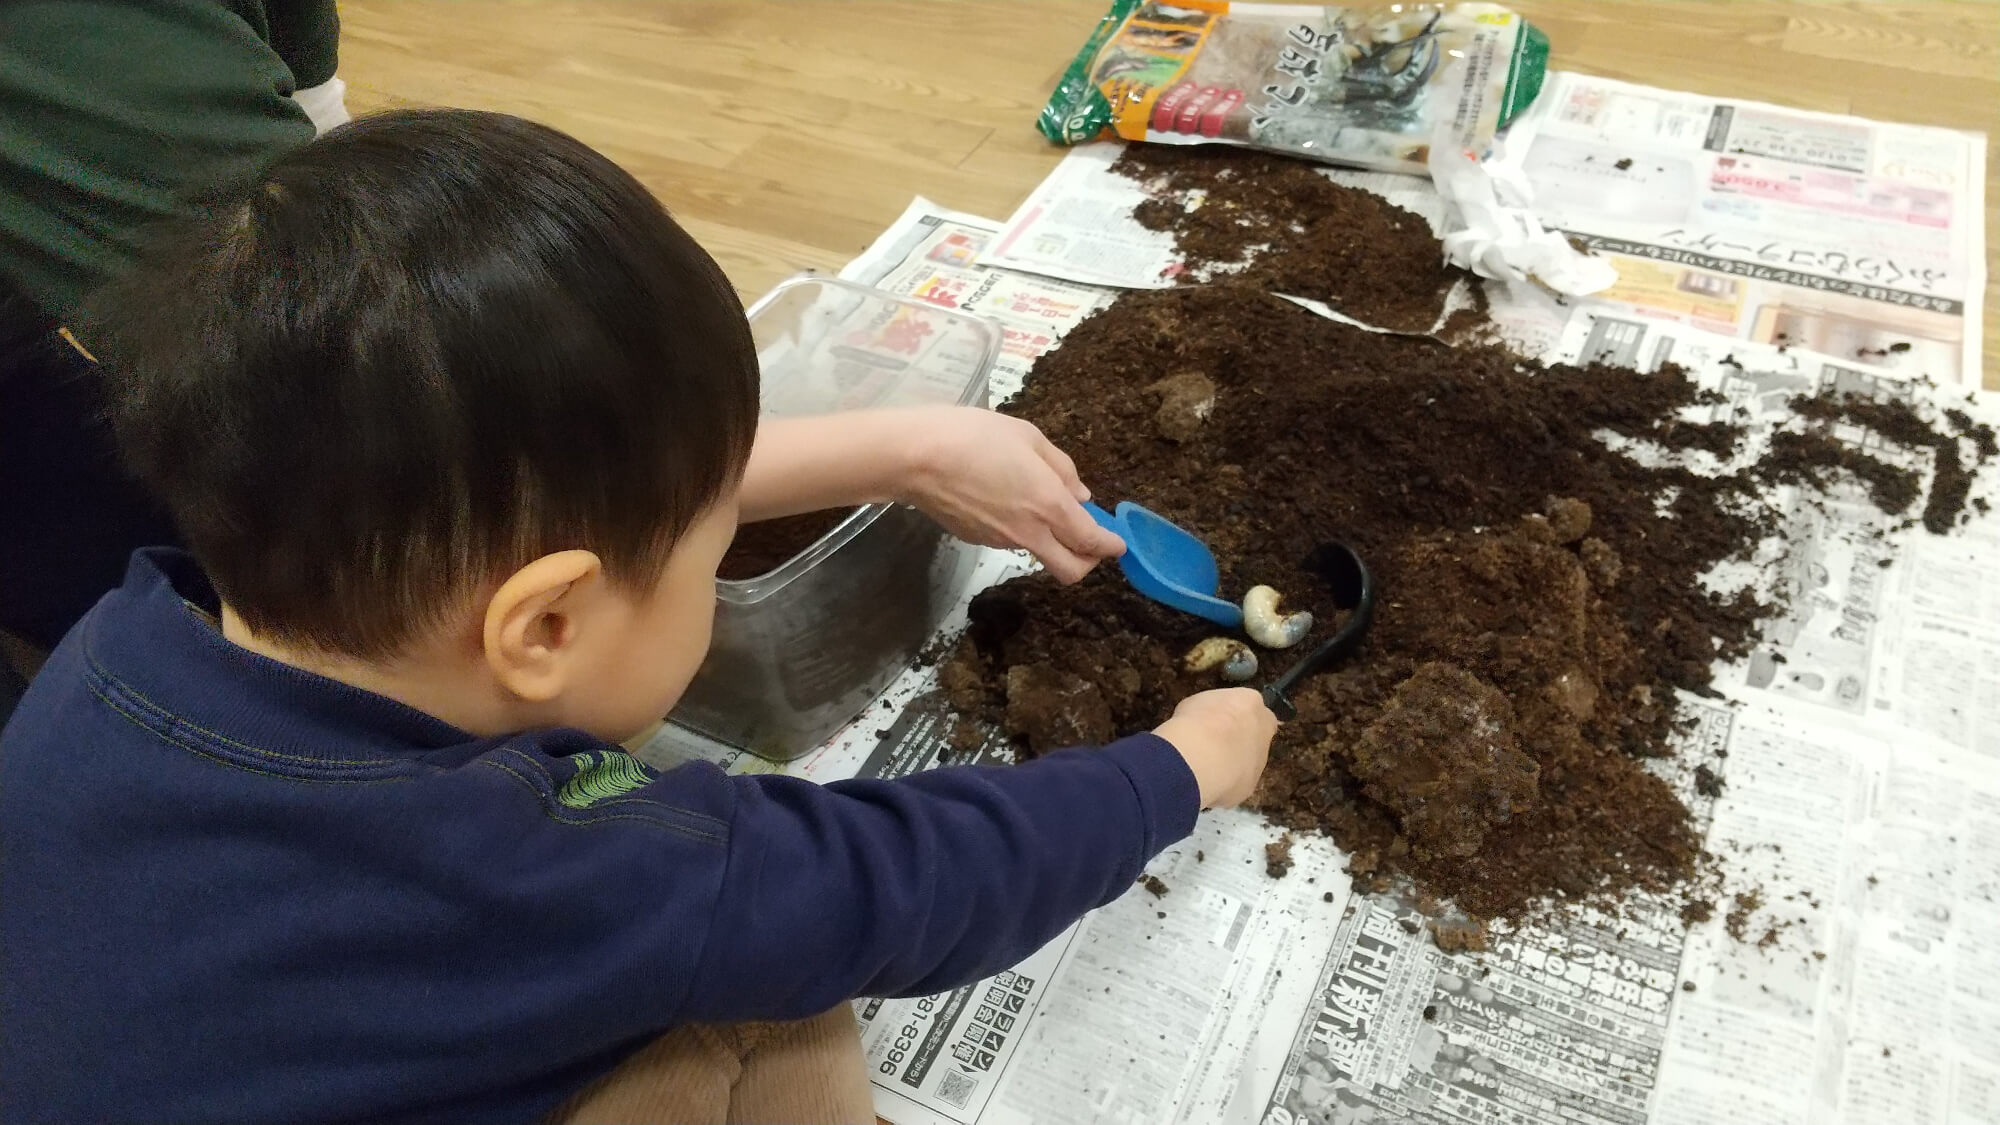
[1083,500,1244,629]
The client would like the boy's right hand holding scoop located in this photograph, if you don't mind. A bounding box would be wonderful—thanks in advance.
[1153,688,1277,808]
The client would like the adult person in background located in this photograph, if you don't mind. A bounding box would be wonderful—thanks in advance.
[0,0,349,720]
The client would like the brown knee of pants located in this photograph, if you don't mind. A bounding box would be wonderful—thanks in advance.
[548,1006,876,1125]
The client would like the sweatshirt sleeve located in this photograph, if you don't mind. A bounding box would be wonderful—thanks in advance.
[677,733,1199,1023]
[265,0,342,89]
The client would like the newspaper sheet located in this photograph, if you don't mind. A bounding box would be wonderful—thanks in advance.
[638,169,2000,1124]
[1651,705,2000,1125]
[978,73,1988,387]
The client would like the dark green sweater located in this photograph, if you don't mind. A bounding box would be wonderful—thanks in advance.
[0,1,338,319]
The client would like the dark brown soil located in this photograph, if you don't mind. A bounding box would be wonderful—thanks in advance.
[1947,408,2000,458]
[942,284,1768,920]
[936,245,1988,923]
[719,508,852,580]
[1756,432,1920,514]
[1929,445,1975,532]
[1781,394,1997,533]
[943,280,1993,923]
[1113,145,1463,333]
[1138,874,1169,898]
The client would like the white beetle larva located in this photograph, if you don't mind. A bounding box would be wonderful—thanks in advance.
[1242,586,1313,649]
[1184,637,1259,682]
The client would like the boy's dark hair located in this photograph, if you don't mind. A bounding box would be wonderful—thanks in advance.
[85,109,759,657]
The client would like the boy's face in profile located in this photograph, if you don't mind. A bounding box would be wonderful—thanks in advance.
[571,491,742,742]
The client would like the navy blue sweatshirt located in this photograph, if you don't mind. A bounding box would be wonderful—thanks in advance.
[0,551,1200,1123]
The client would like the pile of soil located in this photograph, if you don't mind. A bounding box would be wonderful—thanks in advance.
[939,281,1989,922]
[1113,144,1463,333]
[719,508,853,580]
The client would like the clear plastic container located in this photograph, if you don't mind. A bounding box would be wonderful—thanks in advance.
[670,275,1001,761]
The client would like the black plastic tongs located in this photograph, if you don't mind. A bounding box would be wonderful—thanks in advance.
[1261,541,1377,720]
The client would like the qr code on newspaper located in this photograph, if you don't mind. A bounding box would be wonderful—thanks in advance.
[936,1067,978,1110]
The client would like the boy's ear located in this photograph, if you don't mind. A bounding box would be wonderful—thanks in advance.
[482,550,606,703]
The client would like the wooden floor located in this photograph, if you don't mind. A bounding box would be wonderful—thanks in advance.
[340,1,2000,386]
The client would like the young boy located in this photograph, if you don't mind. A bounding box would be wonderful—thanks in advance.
[0,110,1277,1124]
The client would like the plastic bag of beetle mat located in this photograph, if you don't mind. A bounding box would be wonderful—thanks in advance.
[1039,0,1550,175]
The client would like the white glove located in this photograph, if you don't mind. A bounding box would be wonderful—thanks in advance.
[292,75,352,136]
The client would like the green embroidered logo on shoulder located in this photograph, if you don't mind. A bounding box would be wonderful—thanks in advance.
[556,750,658,810]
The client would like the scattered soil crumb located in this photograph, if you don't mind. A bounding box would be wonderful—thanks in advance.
[1422,1005,1438,1021]
[1693,764,1725,798]
[1681,981,1696,993]
[1681,899,1715,926]
[1614,157,1634,170]
[1266,833,1296,879]
[1758,430,1920,515]
[1322,891,1334,903]
[1139,874,1170,898]
[1725,891,1762,942]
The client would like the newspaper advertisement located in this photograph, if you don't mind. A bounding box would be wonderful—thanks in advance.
[978,75,1987,386]
[839,197,1115,400]
[1520,72,1988,388]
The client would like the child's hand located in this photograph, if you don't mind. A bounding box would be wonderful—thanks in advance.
[1152,689,1277,808]
[900,407,1125,584]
